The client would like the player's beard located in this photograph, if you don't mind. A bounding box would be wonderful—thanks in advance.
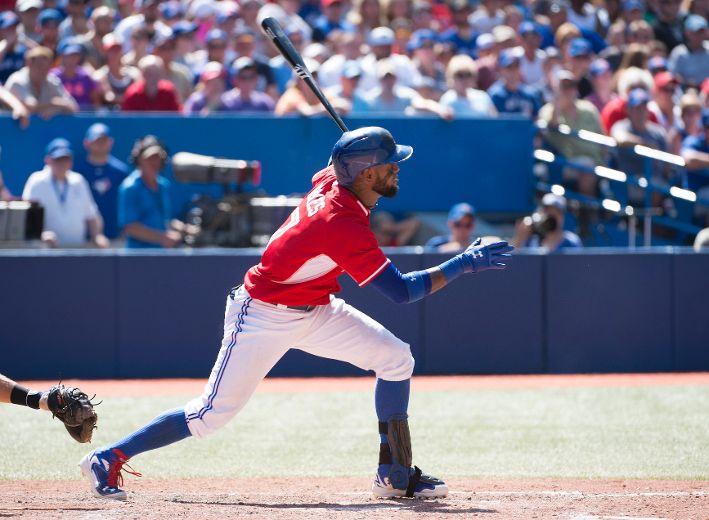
[372,173,398,198]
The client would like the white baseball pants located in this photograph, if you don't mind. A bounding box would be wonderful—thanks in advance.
[184,285,414,438]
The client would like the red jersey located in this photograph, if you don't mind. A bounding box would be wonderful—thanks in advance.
[244,166,391,306]
[600,97,659,134]
[121,80,181,112]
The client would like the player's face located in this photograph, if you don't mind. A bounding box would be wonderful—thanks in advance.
[371,162,400,198]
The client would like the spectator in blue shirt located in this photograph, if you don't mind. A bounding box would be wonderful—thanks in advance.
[488,48,542,117]
[74,123,129,240]
[425,202,477,252]
[681,109,709,216]
[311,0,356,43]
[118,135,194,248]
[0,12,26,84]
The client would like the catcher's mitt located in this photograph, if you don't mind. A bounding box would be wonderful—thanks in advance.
[46,384,98,443]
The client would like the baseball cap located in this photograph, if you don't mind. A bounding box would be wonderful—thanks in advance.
[448,202,475,222]
[102,33,123,51]
[38,9,63,27]
[58,38,83,56]
[231,56,257,75]
[160,1,185,19]
[45,138,73,159]
[85,123,111,142]
[622,0,644,11]
[654,71,678,89]
[541,193,566,211]
[685,14,708,32]
[555,69,576,83]
[217,7,239,23]
[412,0,432,13]
[205,28,227,44]
[498,47,522,67]
[233,25,256,42]
[189,0,216,19]
[321,0,343,6]
[342,59,362,79]
[377,59,397,79]
[518,21,541,36]
[627,87,649,107]
[407,29,437,52]
[26,45,54,60]
[476,33,495,50]
[647,56,667,74]
[368,26,395,47]
[16,0,43,12]
[492,24,516,44]
[171,20,198,37]
[201,60,226,81]
[0,11,20,29]
[589,58,610,77]
[568,37,592,58]
[449,0,470,12]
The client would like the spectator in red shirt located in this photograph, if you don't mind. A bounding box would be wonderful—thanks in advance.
[600,66,658,134]
[122,55,181,112]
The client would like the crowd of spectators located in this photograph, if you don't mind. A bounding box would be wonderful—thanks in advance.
[0,0,708,248]
[0,0,705,121]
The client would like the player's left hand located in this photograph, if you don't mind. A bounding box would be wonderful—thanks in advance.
[46,384,99,443]
[459,238,514,273]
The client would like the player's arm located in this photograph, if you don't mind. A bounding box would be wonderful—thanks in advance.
[0,373,48,410]
[369,239,513,304]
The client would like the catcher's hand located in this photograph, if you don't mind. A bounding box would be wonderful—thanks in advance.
[46,384,98,443]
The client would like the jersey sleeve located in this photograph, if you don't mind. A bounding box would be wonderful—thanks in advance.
[327,212,391,287]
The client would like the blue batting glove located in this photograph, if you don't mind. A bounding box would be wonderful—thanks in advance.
[459,238,515,273]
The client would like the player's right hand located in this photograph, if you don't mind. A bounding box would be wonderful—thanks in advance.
[459,238,514,273]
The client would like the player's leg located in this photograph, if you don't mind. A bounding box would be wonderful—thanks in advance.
[296,298,448,499]
[79,288,297,500]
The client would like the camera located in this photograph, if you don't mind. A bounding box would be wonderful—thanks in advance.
[524,212,558,237]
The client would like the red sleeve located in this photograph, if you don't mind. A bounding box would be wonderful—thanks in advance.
[159,82,181,111]
[326,212,391,287]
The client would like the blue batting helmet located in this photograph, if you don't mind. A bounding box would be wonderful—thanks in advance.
[330,127,413,187]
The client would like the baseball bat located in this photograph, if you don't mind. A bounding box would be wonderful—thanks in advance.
[260,17,349,133]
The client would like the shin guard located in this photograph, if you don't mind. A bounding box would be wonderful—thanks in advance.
[379,414,412,490]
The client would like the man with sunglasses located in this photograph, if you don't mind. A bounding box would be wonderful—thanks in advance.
[425,202,477,252]
[538,69,604,197]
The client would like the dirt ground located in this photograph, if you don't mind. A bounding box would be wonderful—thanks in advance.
[1,478,708,520]
[5,373,708,520]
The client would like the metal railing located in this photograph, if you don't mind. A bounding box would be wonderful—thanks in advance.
[535,121,709,246]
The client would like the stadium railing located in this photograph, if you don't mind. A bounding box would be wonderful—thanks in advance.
[535,121,709,245]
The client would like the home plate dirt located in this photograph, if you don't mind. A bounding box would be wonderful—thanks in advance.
[2,478,707,519]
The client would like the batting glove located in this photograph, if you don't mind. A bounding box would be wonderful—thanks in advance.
[459,238,514,273]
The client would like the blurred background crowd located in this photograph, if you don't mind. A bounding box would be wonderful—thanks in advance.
[0,0,707,251]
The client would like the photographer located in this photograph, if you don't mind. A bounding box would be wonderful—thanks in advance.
[512,193,582,253]
[118,135,197,248]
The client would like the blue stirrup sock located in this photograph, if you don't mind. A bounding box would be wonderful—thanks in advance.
[111,408,192,459]
[375,379,411,478]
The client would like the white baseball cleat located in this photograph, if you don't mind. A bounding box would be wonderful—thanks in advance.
[372,466,449,499]
[79,448,140,500]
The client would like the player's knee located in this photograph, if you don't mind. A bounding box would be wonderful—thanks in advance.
[376,342,415,381]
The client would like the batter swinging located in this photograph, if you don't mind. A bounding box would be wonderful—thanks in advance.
[79,126,513,500]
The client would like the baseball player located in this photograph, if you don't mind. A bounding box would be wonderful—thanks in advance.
[0,373,98,442]
[79,126,513,500]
